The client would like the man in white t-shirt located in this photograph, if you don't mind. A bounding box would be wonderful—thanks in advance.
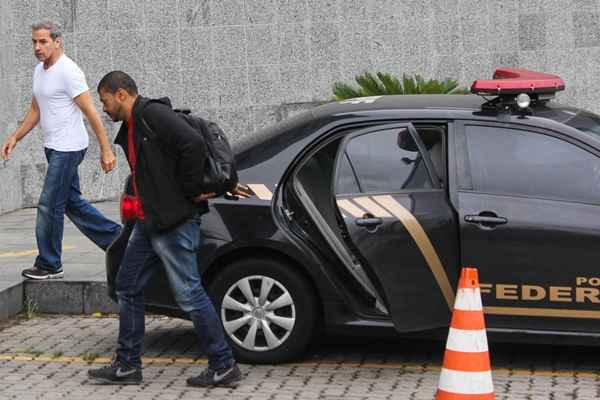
[0,21,121,280]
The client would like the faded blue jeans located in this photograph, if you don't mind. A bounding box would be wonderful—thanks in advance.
[35,148,121,272]
[115,215,234,370]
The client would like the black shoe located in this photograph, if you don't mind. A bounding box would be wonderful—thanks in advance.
[22,266,64,280]
[87,360,142,385]
[187,362,242,388]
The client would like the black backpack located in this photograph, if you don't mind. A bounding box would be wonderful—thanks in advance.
[141,108,239,198]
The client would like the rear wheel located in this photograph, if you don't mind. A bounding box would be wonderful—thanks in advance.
[209,257,318,364]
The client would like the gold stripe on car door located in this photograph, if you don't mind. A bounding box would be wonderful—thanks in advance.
[247,184,273,201]
[372,195,455,309]
[336,199,367,218]
[353,196,393,218]
[485,306,600,319]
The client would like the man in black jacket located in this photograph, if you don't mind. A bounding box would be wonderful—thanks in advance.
[87,71,246,387]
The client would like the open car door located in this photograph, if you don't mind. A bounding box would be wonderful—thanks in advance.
[333,123,460,331]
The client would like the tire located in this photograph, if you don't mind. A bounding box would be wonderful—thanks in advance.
[208,257,318,364]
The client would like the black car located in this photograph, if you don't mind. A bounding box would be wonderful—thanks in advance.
[107,69,600,364]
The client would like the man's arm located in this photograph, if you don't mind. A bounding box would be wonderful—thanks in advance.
[73,90,116,173]
[1,97,40,160]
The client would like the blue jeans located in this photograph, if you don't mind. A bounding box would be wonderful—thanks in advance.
[35,148,121,272]
[115,215,234,370]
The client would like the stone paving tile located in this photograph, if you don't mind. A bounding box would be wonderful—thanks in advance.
[0,316,600,399]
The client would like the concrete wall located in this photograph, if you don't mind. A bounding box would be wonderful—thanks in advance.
[0,1,21,214]
[1,0,600,214]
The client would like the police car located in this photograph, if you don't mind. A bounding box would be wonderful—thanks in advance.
[107,68,600,364]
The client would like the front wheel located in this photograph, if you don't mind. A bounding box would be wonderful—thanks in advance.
[209,257,318,364]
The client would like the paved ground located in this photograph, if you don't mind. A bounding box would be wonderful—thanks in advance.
[1,202,600,399]
[0,201,118,291]
[0,315,599,400]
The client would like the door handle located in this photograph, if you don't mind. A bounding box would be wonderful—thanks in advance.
[355,217,383,227]
[464,215,508,225]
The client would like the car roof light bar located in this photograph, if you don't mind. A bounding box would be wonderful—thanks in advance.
[471,68,565,95]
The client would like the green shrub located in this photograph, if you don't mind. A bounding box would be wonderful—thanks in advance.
[332,72,469,100]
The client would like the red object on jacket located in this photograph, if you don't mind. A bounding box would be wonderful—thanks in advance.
[126,117,145,220]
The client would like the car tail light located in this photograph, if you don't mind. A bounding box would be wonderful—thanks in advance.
[471,68,565,95]
[120,194,140,223]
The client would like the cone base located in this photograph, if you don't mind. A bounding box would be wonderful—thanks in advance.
[436,389,495,400]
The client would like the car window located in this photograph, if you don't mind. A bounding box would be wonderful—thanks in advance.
[336,152,361,194]
[465,125,600,204]
[414,125,445,184]
[561,110,600,140]
[335,128,435,194]
[538,107,600,142]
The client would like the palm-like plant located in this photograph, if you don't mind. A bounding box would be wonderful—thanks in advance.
[332,72,469,100]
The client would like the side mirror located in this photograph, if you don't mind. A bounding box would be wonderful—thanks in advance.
[396,128,418,151]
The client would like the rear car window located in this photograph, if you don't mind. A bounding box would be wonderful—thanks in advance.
[336,128,435,194]
[464,125,600,204]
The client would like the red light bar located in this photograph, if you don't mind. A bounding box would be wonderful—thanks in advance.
[471,68,565,95]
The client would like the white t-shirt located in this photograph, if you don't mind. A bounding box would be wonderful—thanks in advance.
[32,55,89,151]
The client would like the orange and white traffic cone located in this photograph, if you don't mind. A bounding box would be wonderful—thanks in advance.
[436,267,495,400]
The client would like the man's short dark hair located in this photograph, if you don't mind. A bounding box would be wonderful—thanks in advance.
[98,71,138,96]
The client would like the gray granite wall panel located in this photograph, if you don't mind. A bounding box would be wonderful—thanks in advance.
[145,0,179,29]
[310,22,340,64]
[249,65,281,105]
[74,0,108,32]
[180,0,211,27]
[246,0,277,24]
[213,26,246,67]
[247,24,279,66]
[280,63,310,103]
[310,61,341,100]
[11,0,39,36]
[41,0,75,34]
[574,0,599,10]
[181,27,211,70]
[307,0,338,22]
[519,14,548,51]
[181,67,213,109]
[107,0,142,31]
[2,0,600,214]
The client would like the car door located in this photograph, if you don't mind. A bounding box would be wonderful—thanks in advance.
[334,123,460,332]
[455,121,600,333]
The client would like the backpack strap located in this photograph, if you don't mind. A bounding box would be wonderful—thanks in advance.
[138,97,173,141]
[140,116,158,140]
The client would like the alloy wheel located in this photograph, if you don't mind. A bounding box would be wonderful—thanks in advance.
[221,275,296,352]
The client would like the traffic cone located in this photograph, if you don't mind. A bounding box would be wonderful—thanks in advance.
[436,267,495,400]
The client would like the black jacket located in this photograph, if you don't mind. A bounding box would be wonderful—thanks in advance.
[114,96,208,232]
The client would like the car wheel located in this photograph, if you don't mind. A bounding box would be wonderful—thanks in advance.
[208,257,318,364]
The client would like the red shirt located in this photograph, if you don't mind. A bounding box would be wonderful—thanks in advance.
[127,117,145,220]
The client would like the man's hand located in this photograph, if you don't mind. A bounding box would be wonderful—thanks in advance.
[74,91,116,173]
[1,136,17,161]
[192,184,254,203]
[192,192,217,203]
[101,149,116,173]
[1,98,40,162]
[228,183,254,199]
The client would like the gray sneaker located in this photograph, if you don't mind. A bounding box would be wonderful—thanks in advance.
[22,266,64,280]
[87,360,142,385]
[187,362,242,388]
